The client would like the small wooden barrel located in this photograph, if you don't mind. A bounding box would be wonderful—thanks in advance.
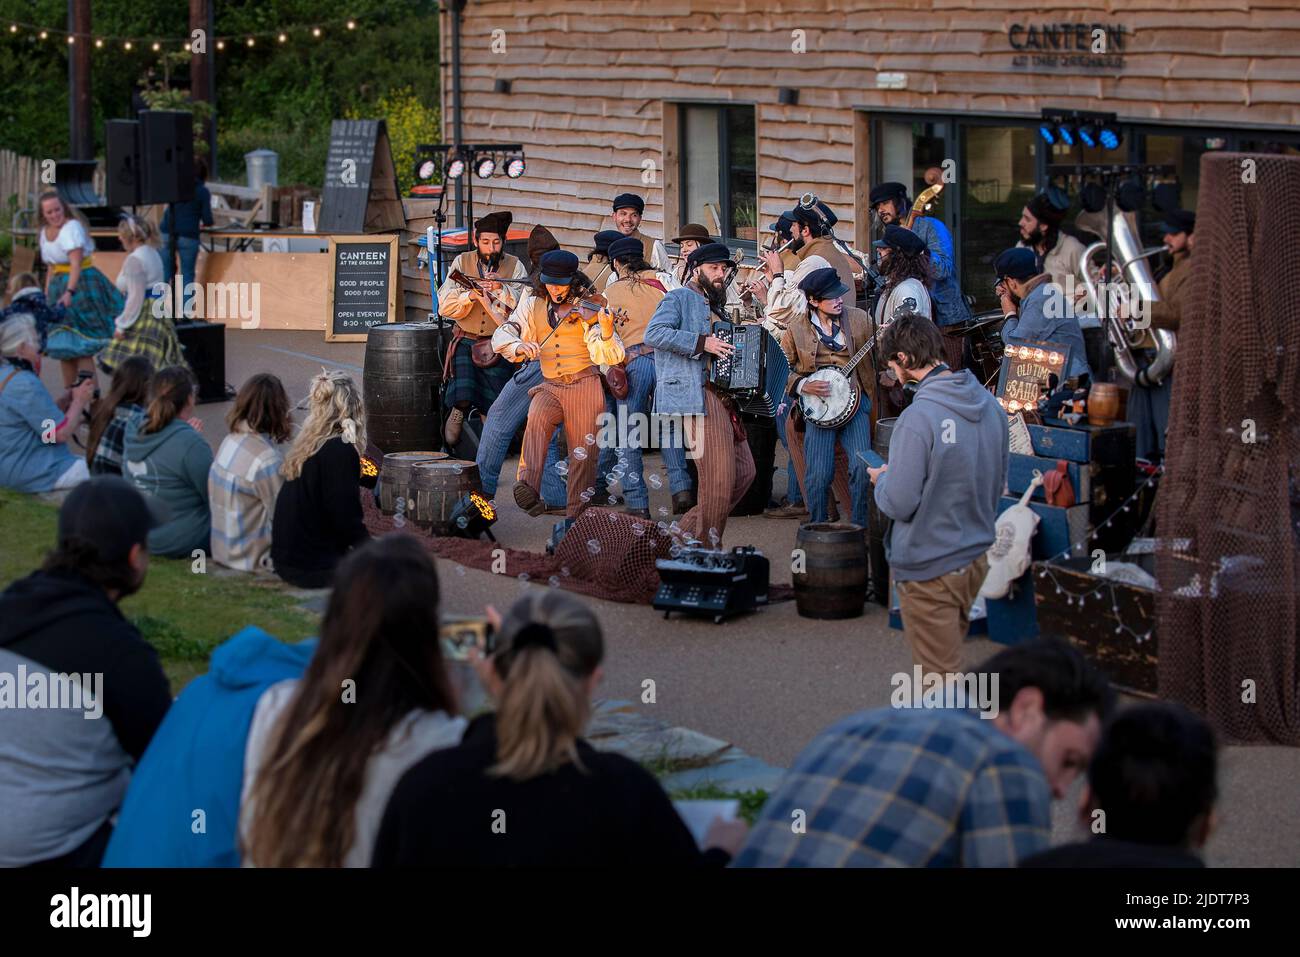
[794,522,868,619]
[1088,382,1121,426]
[379,451,446,516]
[410,459,480,534]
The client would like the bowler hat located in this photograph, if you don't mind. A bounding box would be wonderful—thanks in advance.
[672,223,711,244]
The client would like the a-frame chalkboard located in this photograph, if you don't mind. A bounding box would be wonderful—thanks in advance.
[319,119,406,234]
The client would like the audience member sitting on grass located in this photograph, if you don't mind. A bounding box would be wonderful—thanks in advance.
[209,373,292,573]
[0,477,172,867]
[85,356,152,476]
[123,365,213,558]
[2,271,65,352]
[0,315,96,493]
[373,589,748,867]
[271,369,370,589]
[733,639,1114,867]
[1021,701,1218,868]
[240,536,466,867]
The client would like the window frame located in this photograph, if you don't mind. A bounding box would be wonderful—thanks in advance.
[676,102,757,246]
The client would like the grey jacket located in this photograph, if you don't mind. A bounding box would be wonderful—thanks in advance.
[646,286,715,415]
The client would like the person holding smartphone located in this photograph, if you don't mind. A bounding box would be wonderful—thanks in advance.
[374,589,747,867]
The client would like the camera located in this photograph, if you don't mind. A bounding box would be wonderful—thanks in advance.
[75,369,100,400]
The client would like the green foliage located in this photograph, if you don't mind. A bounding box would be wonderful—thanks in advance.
[347,86,440,196]
[0,0,439,191]
[668,785,771,825]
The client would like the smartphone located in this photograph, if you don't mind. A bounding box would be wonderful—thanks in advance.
[857,449,886,469]
[439,617,496,661]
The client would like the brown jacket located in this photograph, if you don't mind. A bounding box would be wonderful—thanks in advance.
[781,305,875,398]
[1149,249,1191,331]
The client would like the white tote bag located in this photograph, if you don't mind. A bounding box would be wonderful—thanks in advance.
[979,471,1043,600]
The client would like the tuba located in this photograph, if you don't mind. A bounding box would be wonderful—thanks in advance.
[1079,210,1176,387]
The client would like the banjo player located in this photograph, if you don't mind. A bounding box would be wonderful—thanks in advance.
[780,267,875,528]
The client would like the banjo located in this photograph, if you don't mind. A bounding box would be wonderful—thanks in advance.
[797,325,884,429]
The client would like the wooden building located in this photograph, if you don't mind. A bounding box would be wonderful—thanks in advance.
[438,0,1299,308]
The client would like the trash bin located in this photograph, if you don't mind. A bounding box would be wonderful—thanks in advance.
[245,149,279,189]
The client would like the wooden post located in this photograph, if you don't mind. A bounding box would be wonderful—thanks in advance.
[190,0,216,176]
[67,0,93,160]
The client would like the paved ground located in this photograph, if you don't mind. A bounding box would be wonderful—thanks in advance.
[52,328,1300,866]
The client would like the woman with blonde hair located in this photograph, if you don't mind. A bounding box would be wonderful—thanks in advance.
[97,213,187,375]
[271,369,370,588]
[37,190,121,386]
[373,589,748,867]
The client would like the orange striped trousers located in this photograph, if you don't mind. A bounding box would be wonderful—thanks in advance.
[678,389,756,545]
[517,371,606,519]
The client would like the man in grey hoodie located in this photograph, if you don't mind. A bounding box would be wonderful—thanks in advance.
[868,313,1008,677]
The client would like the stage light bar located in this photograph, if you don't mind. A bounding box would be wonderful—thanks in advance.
[506,156,526,179]
[1039,124,1057,145]
[445,157,466,180]
[1057,123,1076,147]
[475,155,497,179]
[1078,124,1098,148]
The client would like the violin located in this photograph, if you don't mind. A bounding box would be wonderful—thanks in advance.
[552,290,630,327]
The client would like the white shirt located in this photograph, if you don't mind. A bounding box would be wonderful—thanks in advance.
[114,245,165,332]
[764,255,834,326]
[238,679,467,868]
[39,219,94,266]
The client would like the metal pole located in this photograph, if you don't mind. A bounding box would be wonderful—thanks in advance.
[448,0,466,229]
[68,0,93,160]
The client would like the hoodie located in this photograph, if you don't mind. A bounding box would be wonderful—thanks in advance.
[0,569,171,866]
[123,418,214,558]
[874,369,1009,581]
[101,626,316,867]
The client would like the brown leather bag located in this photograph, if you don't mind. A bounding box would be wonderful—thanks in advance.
[603,363,629,400]
[470,337,499,368]
[1042,459,1076,508]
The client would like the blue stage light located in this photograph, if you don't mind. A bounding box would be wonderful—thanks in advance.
[1039,124,1057,145]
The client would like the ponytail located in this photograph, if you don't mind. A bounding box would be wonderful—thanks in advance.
[489,591,605,781]
[143,365,196,435]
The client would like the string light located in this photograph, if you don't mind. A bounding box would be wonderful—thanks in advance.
[123,40,131,50]
[0,15,370,48]
[216,39,225,50]
[313,27,322,37]
[278,33,287,43]
[94,38,103,48]
[246,37,255,47]
[66,35,74,45]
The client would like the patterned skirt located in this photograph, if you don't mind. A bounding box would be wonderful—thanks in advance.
[443,337,514,414]
[43,268,121,360]
[97,296,188,374]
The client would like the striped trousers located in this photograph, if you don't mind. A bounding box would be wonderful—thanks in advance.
[678,389,756,545]
[476,360,567,506]
[517,371,606,519]
[594,353,656,509]
[784,404,854,519]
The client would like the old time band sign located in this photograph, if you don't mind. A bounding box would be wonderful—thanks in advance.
[996,339,1071,414]
[1009,22,1127,71]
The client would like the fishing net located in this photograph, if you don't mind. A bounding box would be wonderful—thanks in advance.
[1156,152,1300,744]
[362,492,793,606]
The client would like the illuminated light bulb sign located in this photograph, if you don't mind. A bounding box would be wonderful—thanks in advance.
[996,338,1073,415]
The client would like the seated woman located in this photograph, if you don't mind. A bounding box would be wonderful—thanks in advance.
[0,316,95,493]
[373,589,748,867]
[209,374,291,573]
[271,369,369,588]
[97,214,187,376]
[123,365,213,558]
[85,356,152,476]
[2,271,65,352]
[240,536,464,867]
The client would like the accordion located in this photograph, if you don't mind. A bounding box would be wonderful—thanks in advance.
[708,319,767,400]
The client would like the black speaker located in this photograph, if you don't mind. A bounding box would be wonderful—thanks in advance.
[175,320,227,403]
[55,160,103,207]
[139,110,195,206]
[105,120,142,207]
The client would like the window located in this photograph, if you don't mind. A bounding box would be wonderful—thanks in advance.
[679,105,757,243]
[961,124,1039,311]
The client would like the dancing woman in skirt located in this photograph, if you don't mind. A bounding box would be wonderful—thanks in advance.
[37,191,122,387]
[97,214,187,375]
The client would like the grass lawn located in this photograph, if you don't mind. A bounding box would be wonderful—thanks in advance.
[0,488,319,693]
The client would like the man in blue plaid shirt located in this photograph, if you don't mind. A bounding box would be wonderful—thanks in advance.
[734,640,1113,867]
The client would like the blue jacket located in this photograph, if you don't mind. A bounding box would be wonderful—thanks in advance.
[646,286,715,416]
[874,369,1009,581]
[101,626,316,868]
[911,216,972,328]
[1003,276,1092,381]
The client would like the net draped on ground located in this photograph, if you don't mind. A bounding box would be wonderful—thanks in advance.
[1156,152,1300,745]
[361,491,794,606]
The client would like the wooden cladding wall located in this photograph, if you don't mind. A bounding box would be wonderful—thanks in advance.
[442,0,1300,252]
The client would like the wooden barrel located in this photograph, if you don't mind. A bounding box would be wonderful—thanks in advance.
[379,451,447,516]
[410,459,481,534]
[793,522,868,619]
[363,323,443,454]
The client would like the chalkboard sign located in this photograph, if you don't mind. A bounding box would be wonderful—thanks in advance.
[326,235,399,342]
[319,119,405,234]
[995,337,1072,414]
